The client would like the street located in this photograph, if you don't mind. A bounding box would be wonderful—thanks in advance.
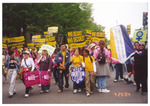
[2,71,147,104]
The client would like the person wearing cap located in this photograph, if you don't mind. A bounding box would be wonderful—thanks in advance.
[4,50,20,98]
[21,50,35,98]
[38,49,52,93]
[89,43,96,56]
[55,44,70,93]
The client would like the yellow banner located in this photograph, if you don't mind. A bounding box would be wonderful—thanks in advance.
[132,30,147,42]
[7,42,25,48]
[3,38,10,44]
[32,35,41,39]
[68,31,82,36]
[86,30,92,35]
[2,44,7,48]
[67,35,85,44]
[127,24,131,35]
[91,37,105,42]
[34,38,46,43]
[69,42,86,49]
[34,42,45,47]
[46,41,57,45]
[44,31,53,38]
[45,37,55,42]
[92,32,105,37]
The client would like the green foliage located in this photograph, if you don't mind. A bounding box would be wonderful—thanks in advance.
[3,3,105,38]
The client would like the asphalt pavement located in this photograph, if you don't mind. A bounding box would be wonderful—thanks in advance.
[2,70,148,104]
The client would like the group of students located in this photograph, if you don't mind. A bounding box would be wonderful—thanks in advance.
[2,40,147,98]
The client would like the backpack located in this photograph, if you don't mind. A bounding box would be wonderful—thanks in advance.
[97,50,106,64]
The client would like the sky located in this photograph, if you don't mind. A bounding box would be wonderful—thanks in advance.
[92,2,148,40]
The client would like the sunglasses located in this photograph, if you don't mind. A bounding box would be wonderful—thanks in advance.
[139,45,144,46]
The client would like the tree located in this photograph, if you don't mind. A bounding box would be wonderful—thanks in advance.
[3,3,105,38]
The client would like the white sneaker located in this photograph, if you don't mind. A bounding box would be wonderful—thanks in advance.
[121,79,124,81]
[101,89,110,93]
[45,90,50,93]
[73,89,78,94]
[114,79,118,82]
[86,93,90,97]
[39,84,41,87]
[78,88,82,93]
[95,83,98,88]
[98,89,102,93]
[133,82,136,86]
[40,90,44,93]
[25,94,29,98]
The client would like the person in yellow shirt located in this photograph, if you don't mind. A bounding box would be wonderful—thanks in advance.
[55,44,70,93]
[70,49,85,94]
[83,49,96,97]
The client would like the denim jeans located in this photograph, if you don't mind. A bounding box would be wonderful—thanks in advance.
[97,76,107,89]
[58,69,69,90]
[41,85,50,91]
[115,64,123,80]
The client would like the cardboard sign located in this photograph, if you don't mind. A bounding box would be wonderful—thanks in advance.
[38,44,55,56]
[40,71,51,85]
[24,70,40,87]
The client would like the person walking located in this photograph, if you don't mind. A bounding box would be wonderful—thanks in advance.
[93,40,110,93]
[55,44,70,93]
[4,51,20,98]
[83,49,96,97]
[134,42,147,95]
[38,49,52,93]
[21,51,35,98]
[70,49,84,94]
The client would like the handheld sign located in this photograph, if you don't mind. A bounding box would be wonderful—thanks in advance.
[71,67,85,84]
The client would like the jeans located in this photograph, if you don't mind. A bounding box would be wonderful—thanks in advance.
[7,69,17,95]
[97,76,107,89]
[58,68,69,90]
[41,85,50,91]
[115,64,123,80]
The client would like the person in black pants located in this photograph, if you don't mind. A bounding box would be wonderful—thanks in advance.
[134,42,147,95]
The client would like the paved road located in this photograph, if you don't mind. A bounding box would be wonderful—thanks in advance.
[2,71,147,104]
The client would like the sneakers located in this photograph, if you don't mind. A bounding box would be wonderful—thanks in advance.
[40,90,44,93]
[65,88,69,91]
[86,93,90,97]
[78,88,82,93]
[101,89,110,93]
[58,90,62,93]
[98,89,102,93]
[114,79,118,82]
[73,89,78,94]
[121,79,124,81]
[95,83,98,88]
[25,94,29,98]
[45,90,50,93]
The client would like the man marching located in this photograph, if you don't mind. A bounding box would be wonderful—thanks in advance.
[55,44,70,93]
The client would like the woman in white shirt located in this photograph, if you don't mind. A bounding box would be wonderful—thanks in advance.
[21,51,35,98]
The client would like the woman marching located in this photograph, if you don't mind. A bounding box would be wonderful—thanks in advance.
[21,51,35,98]
[93,40,110,93]
[70,49,85,94]
[38,49,52,93]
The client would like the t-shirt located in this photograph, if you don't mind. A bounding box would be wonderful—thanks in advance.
[9,58,16,69]
[71,55,83,67]
[84,56,95,71]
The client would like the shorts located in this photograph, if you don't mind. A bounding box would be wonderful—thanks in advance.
[126,63,132,73]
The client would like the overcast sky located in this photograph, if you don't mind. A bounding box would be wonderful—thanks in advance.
[92,2,148,40]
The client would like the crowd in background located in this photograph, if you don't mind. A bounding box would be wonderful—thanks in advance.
[2,40,148,98]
